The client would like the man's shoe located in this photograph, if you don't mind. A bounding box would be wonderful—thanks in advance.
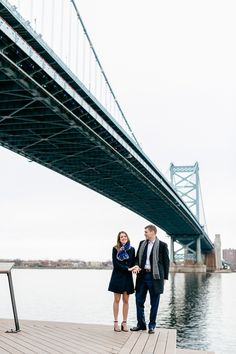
[130,326,147,331]
[148,328,155,334]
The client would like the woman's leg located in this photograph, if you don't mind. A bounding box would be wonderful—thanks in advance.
[113,293,121,331]
[121,292,129,331]
[113,293,121,321]
[122,292,129,322]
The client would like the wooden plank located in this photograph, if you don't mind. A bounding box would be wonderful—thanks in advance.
[7,323,87,354]
[142,329,161,353]
[40,321,128,347]
[26,320,125,354]
[0,340,26,354]
[165,329,176,354]
[9,330,84,354]
[0,323,122,354]
[1,332,65,354]
[55,323,127,347]
[0,319,214,354]
[26,322,121,353]
[119,332,141,354]
[0,335,39,354]
[22,324,116,354]
[130,332,149,354]
[154,328,168,354]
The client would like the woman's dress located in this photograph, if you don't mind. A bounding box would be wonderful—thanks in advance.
[108,247,135,294]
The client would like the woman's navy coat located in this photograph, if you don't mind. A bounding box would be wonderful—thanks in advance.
[108,246,135,294]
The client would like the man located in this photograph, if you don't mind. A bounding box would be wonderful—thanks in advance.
[130,224,170,334]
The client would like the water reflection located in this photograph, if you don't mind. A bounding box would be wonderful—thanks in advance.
[159,273,212,350]
[157,272,236,354]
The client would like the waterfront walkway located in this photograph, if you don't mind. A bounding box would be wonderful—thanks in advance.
[0,319,214,354]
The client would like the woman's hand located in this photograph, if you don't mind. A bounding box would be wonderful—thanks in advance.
[128,265,141,273]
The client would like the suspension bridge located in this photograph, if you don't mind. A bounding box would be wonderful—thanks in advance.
[0,0,216,268]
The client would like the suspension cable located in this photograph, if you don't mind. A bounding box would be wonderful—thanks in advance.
[70,0,141,148]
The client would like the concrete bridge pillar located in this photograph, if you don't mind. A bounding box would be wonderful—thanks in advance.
[170,237,175,264]
[196,236,202,264]
[184,246,188,261]
[214,234,222,270]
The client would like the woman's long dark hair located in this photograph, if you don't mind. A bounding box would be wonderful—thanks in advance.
[115,231,130,250]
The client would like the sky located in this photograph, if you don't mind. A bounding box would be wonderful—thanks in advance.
[1,0,236,261]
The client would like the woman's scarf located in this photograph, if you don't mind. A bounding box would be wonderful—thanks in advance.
[116,242,131,261]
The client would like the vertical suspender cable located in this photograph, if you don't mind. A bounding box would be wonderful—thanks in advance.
[60,0,64,59]
[30,0,33,27]
[82,27,86,85]
[94,58,97,97]
[68,3,72,67]
[75,12,79,76]
[88,44,91,90]
[70,0,140,148]
[41,0,45,37]
[51,0,55,50]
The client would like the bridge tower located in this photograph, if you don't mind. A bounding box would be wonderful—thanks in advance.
[169,162,203,265]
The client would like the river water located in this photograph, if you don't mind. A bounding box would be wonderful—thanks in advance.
[0,269,235,354]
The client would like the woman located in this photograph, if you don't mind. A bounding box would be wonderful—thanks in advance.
[108,231,135,332]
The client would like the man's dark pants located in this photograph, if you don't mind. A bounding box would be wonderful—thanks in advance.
[135,272,160,330]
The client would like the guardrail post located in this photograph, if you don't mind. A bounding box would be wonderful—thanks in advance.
[0,263,20,333]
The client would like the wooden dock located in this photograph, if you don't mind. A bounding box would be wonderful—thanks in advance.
[0,319,214,354]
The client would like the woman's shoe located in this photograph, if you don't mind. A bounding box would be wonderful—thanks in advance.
[114,321,121,332]
[121,321,128,332]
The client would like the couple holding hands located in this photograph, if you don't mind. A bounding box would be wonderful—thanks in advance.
[108,224,170,334]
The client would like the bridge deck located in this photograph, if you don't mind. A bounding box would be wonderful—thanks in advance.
[0,0,214,251]
[0,319,214,354]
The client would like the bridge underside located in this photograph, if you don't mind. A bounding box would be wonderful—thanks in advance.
[0,57,200,241]
[0,2,213,253]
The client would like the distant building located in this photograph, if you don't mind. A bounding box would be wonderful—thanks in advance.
[223,249,236,270]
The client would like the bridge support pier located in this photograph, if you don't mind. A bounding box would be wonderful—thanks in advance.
[170,237,175,264]
[169,235,207,272]
[196,236,202,264]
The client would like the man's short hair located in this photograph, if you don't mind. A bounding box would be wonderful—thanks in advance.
[145,224,157,234]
